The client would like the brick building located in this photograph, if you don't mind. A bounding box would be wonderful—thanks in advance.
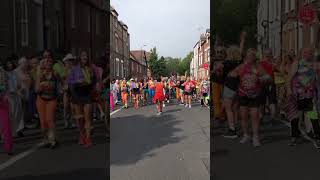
[110,6,130,79]
[192,29,210,80]
[281,0,320,55]
[129,50,148,80]
[65,0,108,62]
[0,0,108,63]
[257,0,320,57]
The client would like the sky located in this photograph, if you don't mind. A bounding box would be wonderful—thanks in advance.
[110,0,210,58]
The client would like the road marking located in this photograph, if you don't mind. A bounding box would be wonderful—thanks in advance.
[110,107,124,116]
[280,120,290,127]
[0,142,43,171]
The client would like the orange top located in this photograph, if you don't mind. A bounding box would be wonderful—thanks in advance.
[155,82,164,94]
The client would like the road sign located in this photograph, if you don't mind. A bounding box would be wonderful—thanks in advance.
[298,5,316,25]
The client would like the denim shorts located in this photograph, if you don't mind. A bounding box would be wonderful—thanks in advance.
[222,86,236,99]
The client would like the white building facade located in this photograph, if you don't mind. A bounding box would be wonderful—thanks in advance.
[190,42,199,80]
[257,0,282,57]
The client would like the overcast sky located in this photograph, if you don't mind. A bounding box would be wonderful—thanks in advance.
[110,0,210,58]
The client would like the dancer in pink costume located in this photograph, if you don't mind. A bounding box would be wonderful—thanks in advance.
[0,66,13,155]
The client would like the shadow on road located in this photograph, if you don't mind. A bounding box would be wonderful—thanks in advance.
[110,114,185,165]
[0,168,108,180]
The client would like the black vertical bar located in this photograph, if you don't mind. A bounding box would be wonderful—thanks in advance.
[43,0,47,50]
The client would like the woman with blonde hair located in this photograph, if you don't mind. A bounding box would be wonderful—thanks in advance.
[68,51,96,147]
[35,55,59,148]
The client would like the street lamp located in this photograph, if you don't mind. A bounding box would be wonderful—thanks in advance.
[141,44,147,78]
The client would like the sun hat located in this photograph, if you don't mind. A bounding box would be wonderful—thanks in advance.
[63,53,76,62]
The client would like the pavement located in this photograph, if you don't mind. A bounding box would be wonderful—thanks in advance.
[212,118,320,180]
[0,109,108,180]
[110,100,210,180]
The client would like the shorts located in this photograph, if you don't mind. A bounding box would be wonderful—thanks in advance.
[239,96,260,108]
[184,91,192,96]
[222,86,236,99]
[71,85,93,105]
[202,93,208,97]
[143,89,149,95]
[297,98,313,111]
[132,88,140,95]
[260,84,277,105]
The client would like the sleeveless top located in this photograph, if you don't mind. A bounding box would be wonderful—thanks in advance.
[39,73,58,100]
[201,80,209,93]
[238,63,261,98]
[292,60,316,100]
[148,80,155,89]
[121,83,128,92]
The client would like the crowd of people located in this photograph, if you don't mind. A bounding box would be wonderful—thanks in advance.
[0,50,110,155]
[110,75,210,115]
[213,32,320,148]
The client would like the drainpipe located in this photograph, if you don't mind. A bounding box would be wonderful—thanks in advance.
[296,0,299,54]
[13,0,17,53]
[280,0,283,60]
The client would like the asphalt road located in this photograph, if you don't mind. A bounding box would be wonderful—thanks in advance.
[212,119,320,180]
[0,110,108,180]
[110,100,210,180]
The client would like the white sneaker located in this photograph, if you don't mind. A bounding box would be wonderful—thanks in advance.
[189,104,191,108]
[252,136,261,147]
[163,104,166,107]
[185,104,188,108]
[167,100,170,103]
[240,135,250,144]
[157,112,162,116]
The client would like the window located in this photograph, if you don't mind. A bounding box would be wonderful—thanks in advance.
[96,13,100,35]
[115,35,119,53]
[285,0,289,13]
[116,58,120,76]
[21,0,29,46]
[121,60,124,77]
[71,0,76,28]
[87,8,91,32]
[290,0,295,11]
[311,26,314,45]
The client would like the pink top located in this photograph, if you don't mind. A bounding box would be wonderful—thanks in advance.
[238,63,261,98]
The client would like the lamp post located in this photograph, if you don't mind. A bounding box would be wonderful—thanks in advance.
[141,44,147,78]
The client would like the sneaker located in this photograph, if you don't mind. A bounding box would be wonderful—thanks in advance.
[288,137,298,146]
[240,135,250,144]
[179,103,184,106]
[185,104,188,108]
[252,136,261,147]
[156,112,162,116]
[223,129,238,139]
[189,104,191,108]
[163,104,166,107]
[167,100,170,103]
[307,131,315,139]
[313,140,320,149]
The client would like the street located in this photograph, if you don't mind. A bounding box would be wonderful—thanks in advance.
[110,100,210,180]
[212,119,320,180]
[0,110,108,180]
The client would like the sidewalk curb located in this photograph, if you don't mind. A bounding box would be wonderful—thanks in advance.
[111,107,124,116]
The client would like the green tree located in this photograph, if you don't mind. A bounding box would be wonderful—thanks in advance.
[165,57,181,75]
[212,0,257,48]
[148,47,159,77]
[178,52,193,76]
[148,48,168,78]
